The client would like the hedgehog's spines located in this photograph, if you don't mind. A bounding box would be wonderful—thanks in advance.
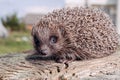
[32,7,119,62]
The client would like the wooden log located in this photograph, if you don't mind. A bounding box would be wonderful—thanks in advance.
[0,50,120,80]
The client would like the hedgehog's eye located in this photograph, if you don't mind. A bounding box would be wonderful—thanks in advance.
[34,35,40,46]
[50,36,58,44]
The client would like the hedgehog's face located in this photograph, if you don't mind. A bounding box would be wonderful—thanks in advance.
[32,24,65,57]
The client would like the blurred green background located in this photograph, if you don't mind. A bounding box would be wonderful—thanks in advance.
[0,31,33,54]
[0,13,33,54]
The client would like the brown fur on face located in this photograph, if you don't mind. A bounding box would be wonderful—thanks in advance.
[31,20,69,59]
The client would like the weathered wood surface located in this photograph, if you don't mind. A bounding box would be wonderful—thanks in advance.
[0,50,120,80]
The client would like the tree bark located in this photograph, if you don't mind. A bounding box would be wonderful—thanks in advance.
[0,50,120,80]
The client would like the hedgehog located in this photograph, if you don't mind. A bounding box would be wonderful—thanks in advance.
[31,7,119,63]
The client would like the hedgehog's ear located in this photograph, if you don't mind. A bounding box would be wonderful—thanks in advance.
[58,24,66,37]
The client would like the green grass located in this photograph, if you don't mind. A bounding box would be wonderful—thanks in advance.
[0,31,33,54]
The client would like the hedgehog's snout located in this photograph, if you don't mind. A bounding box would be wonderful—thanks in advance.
[39,49,48,55]
[39,45,51,56]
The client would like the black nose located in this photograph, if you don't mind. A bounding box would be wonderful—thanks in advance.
[40,50,47,55]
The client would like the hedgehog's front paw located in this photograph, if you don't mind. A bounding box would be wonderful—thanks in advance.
[56,58,66,63]
[54,56,66,63]
[55,57,74,63]
[54,53,76,63]
[54,57,63,63]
